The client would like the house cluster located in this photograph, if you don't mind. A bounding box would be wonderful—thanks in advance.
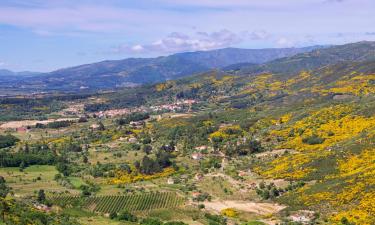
[150,99,197,112]
[95,107,149,118]
[96,108,131,118]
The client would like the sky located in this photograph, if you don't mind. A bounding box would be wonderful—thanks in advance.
[0,0,374,72]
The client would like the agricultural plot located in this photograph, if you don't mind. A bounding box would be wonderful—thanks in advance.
[50,192,185,213]
[0,165,76,196]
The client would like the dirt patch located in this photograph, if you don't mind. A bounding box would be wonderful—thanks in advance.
[203,200,286,215]
[0,118,78,129]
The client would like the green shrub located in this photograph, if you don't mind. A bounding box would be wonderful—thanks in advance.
[302,135,325,145]
[118,210,137,222]
[0,134,19,148]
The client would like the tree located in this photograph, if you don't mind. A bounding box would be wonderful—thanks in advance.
[109,212,117,219]
[98,121,105,131]
[134,161,141,170]
[19,161,26,172]
[142,145,153,155]
[0,199,10,221]
[37,189,46,203]
[248,139,263,153]
[82,155,88,164]
[141,156,160,175]
[142,136,152,144]
[0,176,10,198]
[165,222,188,225]
[341,217,355,225]
[118,210,137,222]
[119,164,131,173]
[56,162,70,176]
[0,134,20,149]
[270,187,280,198]
[23,143,30,153]
[78,117,88,123]
[155,151,172,168]
[261,190,270,200]
[141,218,162,225]
[80,185,91,197]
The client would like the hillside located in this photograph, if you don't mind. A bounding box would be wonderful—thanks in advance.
[232,41,375,76]
[0,41,374,225]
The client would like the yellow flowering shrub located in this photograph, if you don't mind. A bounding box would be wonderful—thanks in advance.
[209,125,243,140]
[272,105,375,152]
[256,151,320,179]
[109,167,175,184]
[259,105,375,181]
[285,71,312,86]
[221,208,238,217]
[327,74,375,96]
[279,113,292,124]
[209,75,235,87]
[155,81,175,91]
[299,191,334,206]
[337,149,375,178]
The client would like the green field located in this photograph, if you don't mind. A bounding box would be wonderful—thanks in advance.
[68,177,87,188]
[0,165,78,196]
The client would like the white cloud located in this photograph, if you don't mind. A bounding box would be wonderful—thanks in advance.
[111,29,273,54]
[276,37,295,47]
[131,45,145,52]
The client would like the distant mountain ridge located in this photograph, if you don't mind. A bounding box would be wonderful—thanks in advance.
[0,69,42,84]
[0,69,41,77]
[2,42,375,92]
[232,41,375,76]
[13,46,323,91]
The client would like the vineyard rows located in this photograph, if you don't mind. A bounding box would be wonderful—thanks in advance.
[49,192,184,213]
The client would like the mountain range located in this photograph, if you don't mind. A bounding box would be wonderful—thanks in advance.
[0,46,323,92]
[231,41,375,76]
[1,41,375,92]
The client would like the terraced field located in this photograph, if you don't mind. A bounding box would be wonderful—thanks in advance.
[49,192,185,213]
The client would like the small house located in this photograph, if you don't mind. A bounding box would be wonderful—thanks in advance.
[195,145,207,151]
[238,170,247,177]
[16,127,28,133]
[128,137,138,143]
[191,153,203,160]
[167,178,174,184]
[191,191,201,198]
[90,124,100,130]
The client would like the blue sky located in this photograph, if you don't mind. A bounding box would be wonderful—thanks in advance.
[0,0,374,72]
